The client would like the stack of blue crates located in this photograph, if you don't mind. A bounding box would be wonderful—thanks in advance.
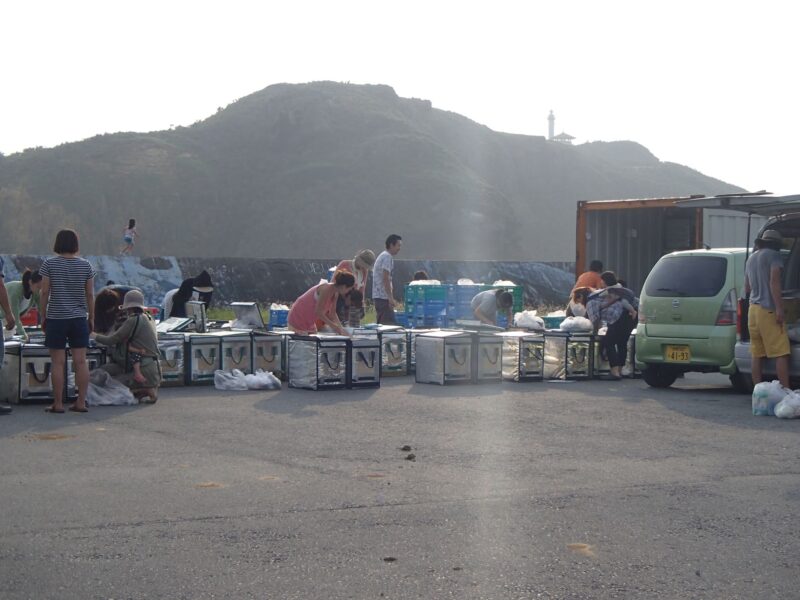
[404,283,522,328]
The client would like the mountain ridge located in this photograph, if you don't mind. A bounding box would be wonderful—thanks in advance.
[0,81,744,260]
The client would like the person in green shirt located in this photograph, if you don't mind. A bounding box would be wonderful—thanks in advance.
[0,269,43,341]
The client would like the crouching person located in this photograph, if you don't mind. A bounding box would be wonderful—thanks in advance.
[91,290,161,403]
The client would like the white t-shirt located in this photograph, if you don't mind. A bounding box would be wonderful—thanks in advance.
[372,251,394,300]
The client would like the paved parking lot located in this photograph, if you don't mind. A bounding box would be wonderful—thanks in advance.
[1,374,798,599]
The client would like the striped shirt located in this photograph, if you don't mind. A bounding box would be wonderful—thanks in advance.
[39,256,96,320]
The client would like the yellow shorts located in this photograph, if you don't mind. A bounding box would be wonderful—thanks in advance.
[748,304,791,358]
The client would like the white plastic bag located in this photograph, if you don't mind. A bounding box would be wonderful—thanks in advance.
[214,369,249,391]
[269,302,290,310]
[752,380,787,416]
[514,310,544,330]
[492,280,515,287]
[775,390,800,419]
[408,279,442,286]
[214,368,281,391]
[559,316,593,332]
[244,369,282,390]
[787,325,800,343]
[457,279,476,285]
[86,369,138,406]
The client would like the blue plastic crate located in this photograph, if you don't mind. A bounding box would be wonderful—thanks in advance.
[422,300,446,316]
[269,309,289,329]
[395,313,410,327]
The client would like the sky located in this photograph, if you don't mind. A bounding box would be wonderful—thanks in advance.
[2,0,798,195]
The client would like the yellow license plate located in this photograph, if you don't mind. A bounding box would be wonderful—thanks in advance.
[665,345,691,362]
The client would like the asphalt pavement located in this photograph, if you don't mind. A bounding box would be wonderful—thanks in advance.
[1,373,798,599]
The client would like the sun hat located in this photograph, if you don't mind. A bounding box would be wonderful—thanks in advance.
[758,229,782,243]
[120,290,146,311]
[193,270,214,293]
[354,249,376,268]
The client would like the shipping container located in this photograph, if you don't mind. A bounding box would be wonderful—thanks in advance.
[575,193,769,294]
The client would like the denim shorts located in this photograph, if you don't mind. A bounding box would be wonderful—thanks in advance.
[45,317,90,350]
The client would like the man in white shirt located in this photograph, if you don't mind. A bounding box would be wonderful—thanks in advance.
[372,234,403,324]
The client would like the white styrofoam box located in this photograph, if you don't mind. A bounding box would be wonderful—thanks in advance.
[184,333,220,385]
[473,332,503,383]
[353,327,408,377]
[350,336,381,388]
[252,332,285,380]
[206,331,253,374]
[406,328,439,373]
[0,341,22,403]
[497,331,545,382]
[543,331,592,380]
[288,335,348,390]
[158,333,186,387]
[593,333,612,377]
[415,330,472,385]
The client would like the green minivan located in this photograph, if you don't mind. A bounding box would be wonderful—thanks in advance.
[635,248,748,389]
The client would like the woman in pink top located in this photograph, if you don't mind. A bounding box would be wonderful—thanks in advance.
[288,271,356,336]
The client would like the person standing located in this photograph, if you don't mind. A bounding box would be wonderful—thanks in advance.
[39,229,96,413]
[574,260,604,291]
[0,257,16,415]
[120,218,138,255]
[372,234,403,324]
[744,229,790,388]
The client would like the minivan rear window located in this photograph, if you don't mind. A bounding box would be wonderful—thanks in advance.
[645,256,728,297]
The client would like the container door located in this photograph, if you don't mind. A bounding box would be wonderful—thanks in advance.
[520,339,544,379]
[159,339,185,386]
[318,343,346,387]
[222,337,252,373]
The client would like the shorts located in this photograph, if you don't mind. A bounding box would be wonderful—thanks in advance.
[123,236,133,244]
[45,317,90,350]
[748,304,790,358]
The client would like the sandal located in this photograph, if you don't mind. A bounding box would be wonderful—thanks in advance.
[140,391,158,404]
[68,405,89,413]
[45,406,65,414]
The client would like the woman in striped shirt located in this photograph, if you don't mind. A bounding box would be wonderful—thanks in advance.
[39,229,96,413]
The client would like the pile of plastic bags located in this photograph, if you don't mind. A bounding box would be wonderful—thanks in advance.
[513,310,544,330]
[86,369,137,406]
[752,380,800,418]
[559,316,593,332]
[214,369,282,391]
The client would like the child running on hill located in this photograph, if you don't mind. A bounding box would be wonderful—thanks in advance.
[120,219,138,255]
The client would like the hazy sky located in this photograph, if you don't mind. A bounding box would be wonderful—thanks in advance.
[3,1,797,195]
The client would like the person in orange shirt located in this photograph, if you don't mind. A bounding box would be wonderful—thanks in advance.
[574,260,603,291]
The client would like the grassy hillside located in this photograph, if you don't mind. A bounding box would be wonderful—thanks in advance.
[0,82,744,260]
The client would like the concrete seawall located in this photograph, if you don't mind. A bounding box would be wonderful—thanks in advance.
[2,256,575,309]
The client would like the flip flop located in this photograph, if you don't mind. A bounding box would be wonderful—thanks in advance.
[68,406,89,413]
[45,407,65,414]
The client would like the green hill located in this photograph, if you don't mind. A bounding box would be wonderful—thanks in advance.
[0,82,744,260]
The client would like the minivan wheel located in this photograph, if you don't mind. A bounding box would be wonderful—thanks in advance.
[643,365,678,388]
[730,370,753,394]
